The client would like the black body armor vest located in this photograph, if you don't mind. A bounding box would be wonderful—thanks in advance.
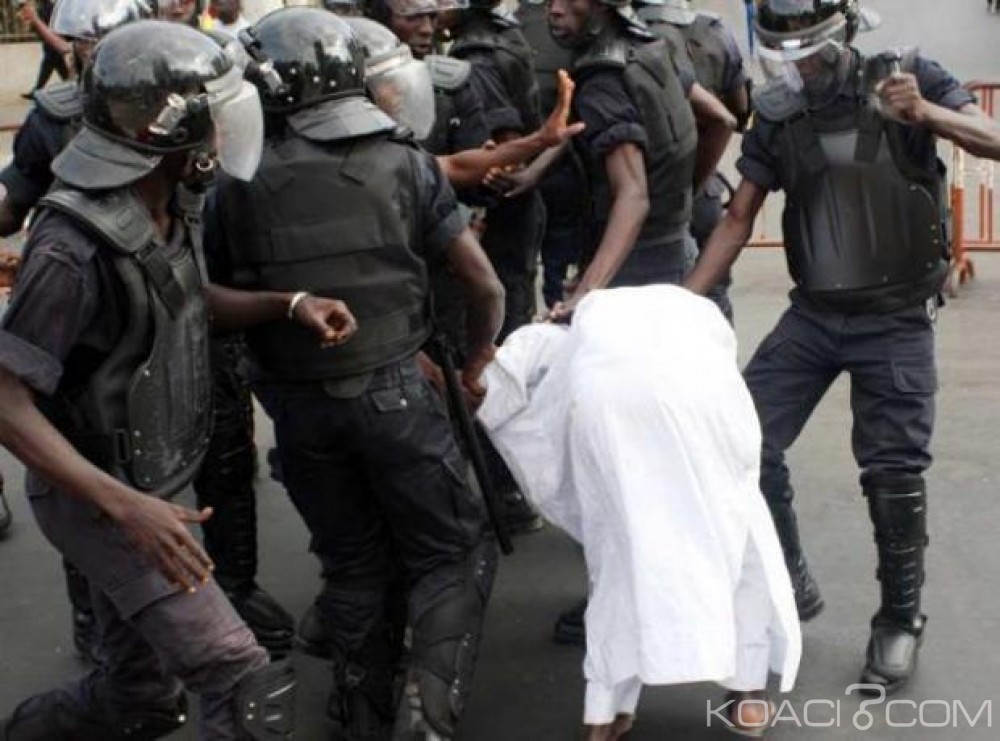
[451,11,543,132]
[755,51,950,311]
[219,132,431,381]
[37,187,212,496]
[424,54,474,156]
[574,31,697,253]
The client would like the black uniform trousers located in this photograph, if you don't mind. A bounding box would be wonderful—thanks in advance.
[743,298,937,506]
[255,357,491,676]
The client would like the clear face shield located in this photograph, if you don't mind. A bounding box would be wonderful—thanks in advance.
[201,66,264,181]
[756,14,852,108]
[366,48,436,140]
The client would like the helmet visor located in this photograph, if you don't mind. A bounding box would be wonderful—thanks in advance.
[204,66,264,181]
[756,25,851,107]
[388,0,438,16]
[366,50,436,140]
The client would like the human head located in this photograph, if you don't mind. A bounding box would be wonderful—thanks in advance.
[755,0,859,108]
[53,20,263,190]
[368,0,437,58]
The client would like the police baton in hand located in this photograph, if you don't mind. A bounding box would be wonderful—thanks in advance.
[430,331,514,555]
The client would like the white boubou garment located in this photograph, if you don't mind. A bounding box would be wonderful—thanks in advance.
[477,286,801,723]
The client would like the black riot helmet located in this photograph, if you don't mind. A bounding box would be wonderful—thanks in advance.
[241,8,395,142]
[755,0,858,109]
[53,20,264,189]
[49,0,152,41]
[343,16,435,139]
[755,0,859,47]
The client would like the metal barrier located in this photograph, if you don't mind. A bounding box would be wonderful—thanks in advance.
[948,81,1000,293]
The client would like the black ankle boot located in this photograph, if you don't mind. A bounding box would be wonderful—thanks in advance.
[859,482,929,695]
[768,493,824,621]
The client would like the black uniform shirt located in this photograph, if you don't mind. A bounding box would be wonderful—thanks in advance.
[706,18,747,96]
[573,63,695,159]
[0,109,68,210]
[446,77,493,154]
[738,53,976,192]
[466,56,525,136]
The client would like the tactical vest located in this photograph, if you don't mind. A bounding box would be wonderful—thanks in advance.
[755,51,950,309]
[516,0,575,115]
[220,132,431,381]
[37,187,212,497]
[638,11,728,95]
[33,81,83,148]
[574,32,697,252]
[451,11,543,132]
[424,54,474,156]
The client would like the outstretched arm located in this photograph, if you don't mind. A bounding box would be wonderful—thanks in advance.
[438,70,584,187]
[683,178,767,295]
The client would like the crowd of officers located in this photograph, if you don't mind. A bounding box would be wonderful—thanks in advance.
[1,0,1000,738]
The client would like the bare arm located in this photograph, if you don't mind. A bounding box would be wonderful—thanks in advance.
[878,73,1000,161]
[0,365,213,588]
[205,284,357,346]
[19,3,72,56]
[443,226,505,385]
[550,142,648,320]
[438,70,585,187]
[689,82,737,192]
[683,178,767,295]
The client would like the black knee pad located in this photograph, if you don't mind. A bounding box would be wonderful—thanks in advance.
[408,538,497,735]
[236,661,296,740]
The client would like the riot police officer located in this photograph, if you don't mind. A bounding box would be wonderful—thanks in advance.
[517,0,733,646]
[0,0,159,665]
[515,0,586,310]
[368,0,491,158]
[217,9,504,738]
[685,0,1000,694]
[636,0,749,321]
[0,20,346,737]
[0,0,296,661]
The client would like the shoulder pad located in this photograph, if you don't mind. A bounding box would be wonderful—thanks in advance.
[489,9,519,29]
[752,78,807,122]
[39,188,154,257]
[32,82,83,123]
[694,10,722,24]
[573,37,628,72]
[425,54,472,92]
[451,30,497,57]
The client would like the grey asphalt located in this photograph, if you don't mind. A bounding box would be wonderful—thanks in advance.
[3,1,1000,739]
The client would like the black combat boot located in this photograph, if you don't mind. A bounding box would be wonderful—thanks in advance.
[767,491,825,621]
[0,482,11,537]
[859,481,928,695]
[1,680,187,740]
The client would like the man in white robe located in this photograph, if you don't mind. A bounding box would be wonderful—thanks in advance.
[476,285,801,738]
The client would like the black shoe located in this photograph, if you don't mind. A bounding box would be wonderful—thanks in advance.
[552,598,587,647]
[0,488,11,537]
[787,553,825,622]
[226,583,295,657]
[502,489,545,536]
[295,602,333,660]
[859,613,926,695]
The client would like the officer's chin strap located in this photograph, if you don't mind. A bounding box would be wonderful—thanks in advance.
[236,661,297,740]
[181,150,218,194]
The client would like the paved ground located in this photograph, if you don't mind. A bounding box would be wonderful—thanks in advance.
[2,1,1000,739]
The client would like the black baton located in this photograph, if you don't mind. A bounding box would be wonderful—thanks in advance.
[432,333,514,555]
